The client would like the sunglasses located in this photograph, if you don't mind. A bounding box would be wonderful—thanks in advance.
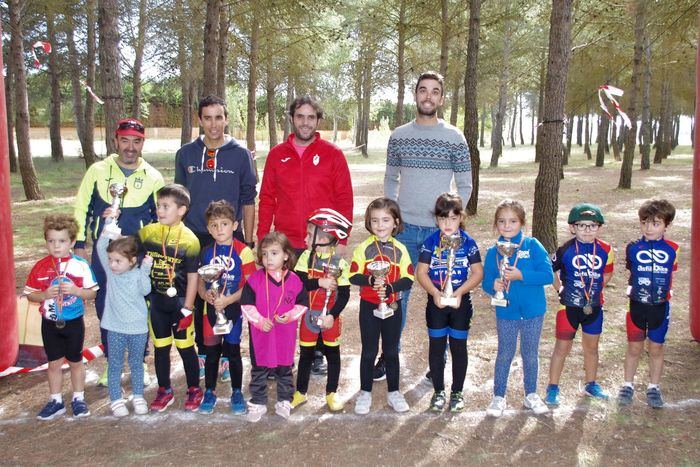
[118,120,145,133]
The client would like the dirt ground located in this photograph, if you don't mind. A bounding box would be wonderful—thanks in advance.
[1,147,699,466]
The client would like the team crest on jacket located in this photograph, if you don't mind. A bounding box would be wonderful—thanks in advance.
[313,154,320,166]
[134,177,143,189]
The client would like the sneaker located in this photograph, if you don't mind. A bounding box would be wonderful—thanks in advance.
[618,385,634,405]
[110,399,129,417]
[387,391,409,413]
[486,396,506,417]
[646,387,664,408]
[220,357,231,382]
[354,390,372,415]
[184,386,204,411]
[524,393,549,415]
[291,391,308,409]
[275,400,292,419]
[37,400,66,420]
[326,392,344,411]
[198,389,217,414]
[198,354,206,380]
[143,363,152,387]
[373,355,386,381]
[584,381,610,400]
[150,387,175,412]
[97,364,109,387]
[247,402,267,422]
[449,391,465,413]
[230,389,246,415]
[545,384,560,406]
[133,396,149,415]
[311,352,328,376]
[71,398,90,418]
[429,390,446,412]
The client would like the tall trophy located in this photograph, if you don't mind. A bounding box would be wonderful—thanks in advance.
[197,264,232,335]
[491,241,520,307]
[367,260,393,319]
[103,183,128,239]
[317,255,344,327]
[440,233,463,308]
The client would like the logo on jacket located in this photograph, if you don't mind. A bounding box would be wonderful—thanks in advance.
[572,254,602,270]
[313,154,320,166]
[281,157,291,163]
[187,166,196,173]
[133,177,143,189]
[636,249,669,264]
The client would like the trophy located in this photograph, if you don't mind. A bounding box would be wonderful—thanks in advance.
[197,264,232,335]
[439,233,463,308]
[367,260,393,319]
[103,183,128,239]
[491,241,520,307]
[317,255,344,326]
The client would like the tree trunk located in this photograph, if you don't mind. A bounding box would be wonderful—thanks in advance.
[640,35,652,170]
[66,12,90,164]
[9,0,43,200]
[464,0,481,215]
[246,7,260,152]
[509,95,517,148]
[202,0,220,97]
[449,71,461,126]
[534,50,546,160]
[283,73,293,140]
[672,114,680,149]
[479,103,486,147]
[563,113,573,165]
[46,9,63,162]
[490,20,511,167]
[611,119,621,161]
[437,0,449,119]
[266,55,277,147]
[4,43,17,172]
[518,93,525,145]
[83,0,97,163]
[532,0,573,253]
[530,94,535,145]
[175,0,192,145]
[216,0,228,98]
[98,0,125,156]
[584,106,591,159]
[360,46,375,158]
[132,0,147,119]
[618,0,645,188]
[394,0,406,129]
[595,110,609,167]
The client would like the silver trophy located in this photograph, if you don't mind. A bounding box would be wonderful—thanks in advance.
[367,260,393,319]
[317,255,344,327]
[197,264,232,335]
[491,241,520,307]
[103,183,128,239]
[439,233,463,308]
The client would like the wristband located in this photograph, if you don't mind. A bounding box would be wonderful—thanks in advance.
[180,307,193,317]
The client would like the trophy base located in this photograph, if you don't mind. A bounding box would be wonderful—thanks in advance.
[213,321,233,335]
[103,222,122,240]
[373,306,394,320]
[440,296,458,308]
[491,297,508,307]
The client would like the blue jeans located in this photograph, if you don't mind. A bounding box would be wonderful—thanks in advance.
[493,315,545,397]
[107,331,148,401]
[395,222,439,350]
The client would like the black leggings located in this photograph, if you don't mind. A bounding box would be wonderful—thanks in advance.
[429,336,468,392]
[296,345,341,394]
[154,344,199,389]
[204,342,242,391]
[359,299,401,392]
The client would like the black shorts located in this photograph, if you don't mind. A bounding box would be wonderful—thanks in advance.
[148,293,195,349]
[41,316,84,362]
[425,294,473,340]
[555,305,603,340]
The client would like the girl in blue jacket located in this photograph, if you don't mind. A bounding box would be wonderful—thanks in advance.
[482,200,553,417]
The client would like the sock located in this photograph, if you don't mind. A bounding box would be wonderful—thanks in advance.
[73,391,85,401]
[51,393,63,403]
[647,383,659,390]
[624,381,634,388]
[548,384,559,390]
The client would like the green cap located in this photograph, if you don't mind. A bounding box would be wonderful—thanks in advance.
[568,203,605,224]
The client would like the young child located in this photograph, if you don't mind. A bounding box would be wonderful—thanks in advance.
[618,199,678,408]
[138,184,202,412]
[25,214,99,420]
[95,232,153,417]
[240,232,308,422]
[292,208,352,412]
[545,203,614,406]
[197,200,256,415]
[482,200,553,417]
[349,198,414,415]
[415,193,483,413]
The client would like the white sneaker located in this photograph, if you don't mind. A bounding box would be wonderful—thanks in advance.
[486,396,506,417]
[246,402,267,422]
[275,400,292,419]
[132,396,148,415]
[110,399,129,417]
[354,390,372,415]
[387,391,409,413]
[524,393,549,415]
[142,363,152,387]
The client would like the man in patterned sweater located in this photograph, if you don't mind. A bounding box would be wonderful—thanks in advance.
[382,71,472,380]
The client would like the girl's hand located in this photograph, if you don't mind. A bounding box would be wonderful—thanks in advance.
[205,289,216,305]
[319,314,334,330]
[213,295,227,311]
[493,279,505,292]
[432,290,447,308]
[261,318,274,332]
[504,266,523,282]
[142,255,154,267]
[275,313,290,324]
[318,277,338,291]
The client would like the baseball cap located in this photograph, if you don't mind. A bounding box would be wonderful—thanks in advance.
[568,203,605,224]
[115,118,145,138]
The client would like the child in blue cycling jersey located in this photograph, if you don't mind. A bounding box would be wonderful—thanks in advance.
[618,199,678,408]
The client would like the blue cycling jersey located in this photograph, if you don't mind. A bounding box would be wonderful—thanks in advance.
[626,236,678,304]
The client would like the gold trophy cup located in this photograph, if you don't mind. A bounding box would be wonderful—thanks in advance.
[367,260,393,319]
[491,241,520,307]
[439,233,463,308]
[198,264,232,335]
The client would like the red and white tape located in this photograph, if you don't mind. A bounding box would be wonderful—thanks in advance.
[0,344,104,378]
[32,41,52,68]
[598,84,631,128]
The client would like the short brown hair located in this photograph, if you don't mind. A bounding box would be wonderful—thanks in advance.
[157,183,190,209]
[434,192,466,229]
[638,199,676,225]
[107,235,141,262]
[493,199,527,228]
[257,232,297,271]
[364,197,404,236]
[415,71,445,96]
[289,95,323,119]
[44,214,79,241]
[205,200,236,223]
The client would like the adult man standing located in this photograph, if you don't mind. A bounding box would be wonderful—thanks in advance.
[382,71,472,379]
[175,95,257,379]
[74,118,164,386]
[257,95,354,373]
